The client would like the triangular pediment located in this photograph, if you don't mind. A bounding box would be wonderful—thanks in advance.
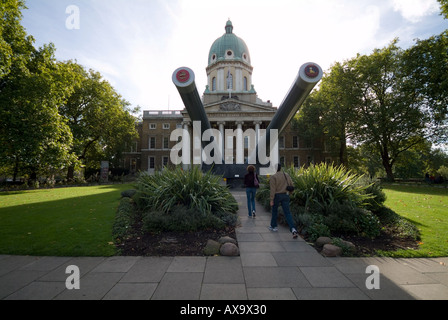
[203,99,276,113]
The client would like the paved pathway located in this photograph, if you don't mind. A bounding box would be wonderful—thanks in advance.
[0,191,447,300]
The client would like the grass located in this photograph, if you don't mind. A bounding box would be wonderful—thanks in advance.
[0,184,132,257]
[1,182,446,258]
[381,184,448,258]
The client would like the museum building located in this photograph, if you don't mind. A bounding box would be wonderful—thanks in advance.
[123,21,335,174]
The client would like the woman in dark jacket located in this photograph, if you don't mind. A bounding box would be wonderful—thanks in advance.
[244,165,259,218]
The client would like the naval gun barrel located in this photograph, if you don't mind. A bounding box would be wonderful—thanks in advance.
[172,67,212,144]
[263,62,323,154]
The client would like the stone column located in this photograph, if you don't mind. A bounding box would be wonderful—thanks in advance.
[254,121,262,146]
[236,121,244,164]
[218,121,225,162]
[182,121,191,170]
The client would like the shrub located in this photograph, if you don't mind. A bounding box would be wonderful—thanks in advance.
[135,166,238,216]
[112,197,137,242]
[256,164,386,239]
[288,163,374,211]
[143,205,226,233]
[134,166,238,233]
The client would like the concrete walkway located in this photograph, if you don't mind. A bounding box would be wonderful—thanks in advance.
[1,191,447,300]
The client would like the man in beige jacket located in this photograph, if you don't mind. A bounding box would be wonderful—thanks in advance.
[269,164,298,239]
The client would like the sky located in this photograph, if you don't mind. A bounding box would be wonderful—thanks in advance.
[21,0,448,113]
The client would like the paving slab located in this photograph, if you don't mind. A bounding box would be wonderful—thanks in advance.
[300,266,356,288]
[54,272,125,300]
[243,266,311,288]
[151,272,203,300]
[120,257,173,283]
[4,281,67,300]
[200,284,247,300]
[247,288,297,300]
[103,283,158,300]
[292,287,370,300]
[204,256,244,284]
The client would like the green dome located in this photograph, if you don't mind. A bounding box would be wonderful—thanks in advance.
[208,20,251,66]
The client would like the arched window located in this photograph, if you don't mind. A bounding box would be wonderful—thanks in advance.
[244,77,248,91]
[212,77,216,91]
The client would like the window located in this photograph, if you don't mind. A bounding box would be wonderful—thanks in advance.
[243,77,248,91]
[212,77,217,91]
[163,123,170,130]
[149,157,155,169]
[150,123,156,129]
[130,158,137,172]
[279,136,285,149]
[162,156,169,168]
[307,155,314,166]
[163,137,169,149]
[149,137,156,149]
[293,136,299,149]
[280,156,285,167]
[294,156,300,168]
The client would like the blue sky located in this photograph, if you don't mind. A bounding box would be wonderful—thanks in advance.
[21,0,447,112]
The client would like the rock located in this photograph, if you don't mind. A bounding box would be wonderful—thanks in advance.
[315,237,332,247]
[340,240,356,251]
[321,244,343,257]
[218,236,237,245]
[220,243,240,256]
[204,240,221,256]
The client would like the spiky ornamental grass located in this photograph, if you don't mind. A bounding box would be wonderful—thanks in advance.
[287,163,374,213]
[135,166,238,217]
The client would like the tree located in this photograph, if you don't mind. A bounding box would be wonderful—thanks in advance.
[60,63,138,180]
[0,0,33,79]
[0,2,77,181]
[346,39,446,181]
[438,0,448,18]
[401,30,448,144]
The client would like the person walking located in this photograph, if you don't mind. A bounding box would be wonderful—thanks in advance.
[269,164,299,238]
[244,165,259,218]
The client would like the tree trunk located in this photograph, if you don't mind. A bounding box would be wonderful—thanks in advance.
[67,166,75,181]
[381,153,395,182]
[13,157,19,182]
[339,138,347,167]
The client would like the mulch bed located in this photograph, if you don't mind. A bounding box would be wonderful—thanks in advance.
[117,220,237,256]
[117,216,418,257]
[307,227,420,256]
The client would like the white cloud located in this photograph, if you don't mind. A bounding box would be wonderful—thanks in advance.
[392,0,440,22]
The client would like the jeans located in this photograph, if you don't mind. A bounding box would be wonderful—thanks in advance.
[246,187,257,216]
[271,193,296,232]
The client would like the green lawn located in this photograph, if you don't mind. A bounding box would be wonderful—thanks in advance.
[0,184,132,257]
[382,184,448,258]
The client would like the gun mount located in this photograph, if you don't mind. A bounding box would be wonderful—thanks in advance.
[172,63,322,186]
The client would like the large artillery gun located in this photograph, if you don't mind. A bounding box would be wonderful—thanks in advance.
[172,63,323,185]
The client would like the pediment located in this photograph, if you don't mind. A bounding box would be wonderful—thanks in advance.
[203,100,276,113]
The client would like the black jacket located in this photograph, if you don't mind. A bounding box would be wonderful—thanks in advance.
[244,172,259,188]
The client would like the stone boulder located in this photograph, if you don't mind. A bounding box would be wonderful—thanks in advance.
[220,243,240,256]
[321,244,343,257]
[203,240,221,256]
[315,237,332,247]
[218,236,237,245]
